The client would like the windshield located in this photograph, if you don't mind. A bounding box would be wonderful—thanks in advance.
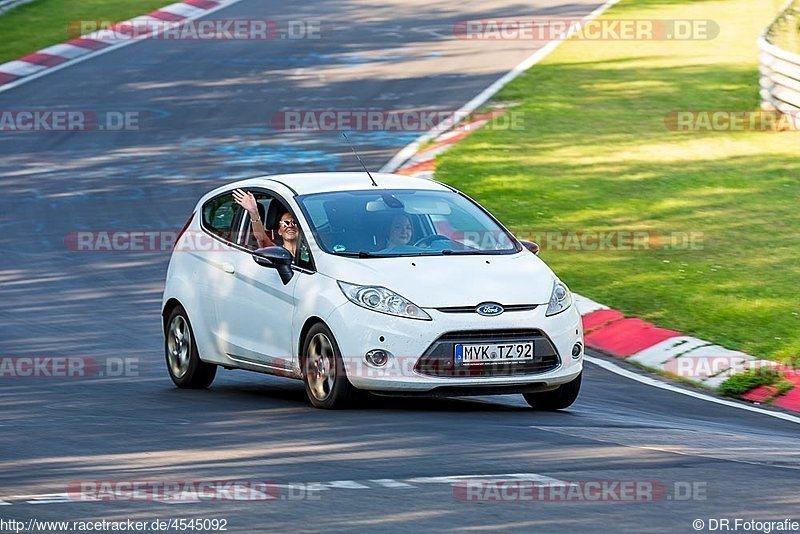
[296,189,520,257]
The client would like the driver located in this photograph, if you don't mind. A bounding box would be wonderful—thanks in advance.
[384,213,413,250]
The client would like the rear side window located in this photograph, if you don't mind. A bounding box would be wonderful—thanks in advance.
[202,193,241,242]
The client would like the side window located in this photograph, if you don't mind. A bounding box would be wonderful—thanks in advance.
[242,194,273,250]
[202,193,242,243]
[238,189,316,272]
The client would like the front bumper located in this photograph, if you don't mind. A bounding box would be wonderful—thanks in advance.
[325,301,583,393]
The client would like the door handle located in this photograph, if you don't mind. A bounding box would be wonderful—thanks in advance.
[222,262,235,274]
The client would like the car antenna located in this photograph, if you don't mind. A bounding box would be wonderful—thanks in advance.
[342,132,378,187]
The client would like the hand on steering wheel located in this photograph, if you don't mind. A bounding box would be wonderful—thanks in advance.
[413,234,451,248]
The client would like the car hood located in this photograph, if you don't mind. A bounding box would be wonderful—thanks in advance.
[320,251,557,308]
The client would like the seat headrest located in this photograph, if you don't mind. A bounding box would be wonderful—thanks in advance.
[265,200,286,230]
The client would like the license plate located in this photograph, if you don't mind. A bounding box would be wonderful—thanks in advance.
[455,342,534,365]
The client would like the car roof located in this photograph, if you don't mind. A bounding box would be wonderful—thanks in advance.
[226,172,453,196]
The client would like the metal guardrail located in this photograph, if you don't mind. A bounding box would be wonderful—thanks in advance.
[759,0,800,114]
[0,0,35,15]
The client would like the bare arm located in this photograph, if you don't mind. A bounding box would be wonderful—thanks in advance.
[233,189,274,248]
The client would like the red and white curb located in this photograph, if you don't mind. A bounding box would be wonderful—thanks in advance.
[0,0,243,93]
[578,302,800,411]
[395,109,507,179]
[393,113,799,414]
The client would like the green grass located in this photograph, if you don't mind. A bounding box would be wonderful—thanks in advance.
[775,379,795,396]
[437,0,800,361]
[719,369,781,397]
[0,0,173,64]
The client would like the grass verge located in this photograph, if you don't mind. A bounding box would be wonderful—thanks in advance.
[0,0,173,64]
[437,0,800,361]
[718,369,782,397]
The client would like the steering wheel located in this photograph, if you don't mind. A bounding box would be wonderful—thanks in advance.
[413,234,452,248]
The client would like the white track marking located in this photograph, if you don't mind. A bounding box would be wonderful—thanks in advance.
[371,479,415,488]
[406,473,571,485]
[1,474,574,506]
[585,355,800,425]
[0,0,34,15]
[313,480,371,489]
[380,0,623,172]
[26,493,72,505]
[0,0,248,94]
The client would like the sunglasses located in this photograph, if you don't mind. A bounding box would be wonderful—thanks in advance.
[279,219,298,228]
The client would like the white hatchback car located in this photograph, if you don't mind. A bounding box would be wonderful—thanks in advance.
[162,172,584,409]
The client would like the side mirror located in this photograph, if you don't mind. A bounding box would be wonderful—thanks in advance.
[520,240,540,255]
[253,246,294,285]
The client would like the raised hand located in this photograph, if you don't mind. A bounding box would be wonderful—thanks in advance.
[233,189,258,216]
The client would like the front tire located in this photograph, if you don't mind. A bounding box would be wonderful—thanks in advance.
[302,323,355,409]
[523,372,581,410]
[165,305,217,389]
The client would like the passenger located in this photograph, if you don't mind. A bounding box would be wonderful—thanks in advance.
[233,189,299,258]
[274,211,300,258]
[384,213,413,250]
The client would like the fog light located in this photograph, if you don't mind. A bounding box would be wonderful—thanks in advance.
[571,343,583,359]
[365,349,389,367]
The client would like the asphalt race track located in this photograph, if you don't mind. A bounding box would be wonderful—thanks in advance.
[1,0,798,532]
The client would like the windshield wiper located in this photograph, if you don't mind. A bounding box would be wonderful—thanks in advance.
[333,251,377,258]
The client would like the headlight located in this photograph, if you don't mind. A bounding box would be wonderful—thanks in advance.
[337,281,432,321]
[545,280,572,317]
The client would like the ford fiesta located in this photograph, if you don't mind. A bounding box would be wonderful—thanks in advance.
[162,172,584,409]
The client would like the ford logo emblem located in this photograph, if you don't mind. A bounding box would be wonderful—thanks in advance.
[476,303,504,316]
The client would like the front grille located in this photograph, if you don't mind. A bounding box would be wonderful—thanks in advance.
[435,304,538,314]
[415,329,561,378]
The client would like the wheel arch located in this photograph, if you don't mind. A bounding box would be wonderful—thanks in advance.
[162,298,183,335]
[297,316,327,373]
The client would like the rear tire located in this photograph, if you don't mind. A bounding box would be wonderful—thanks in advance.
[165,305,217,389]
[302,323,355,409]
[523,372,581,410]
